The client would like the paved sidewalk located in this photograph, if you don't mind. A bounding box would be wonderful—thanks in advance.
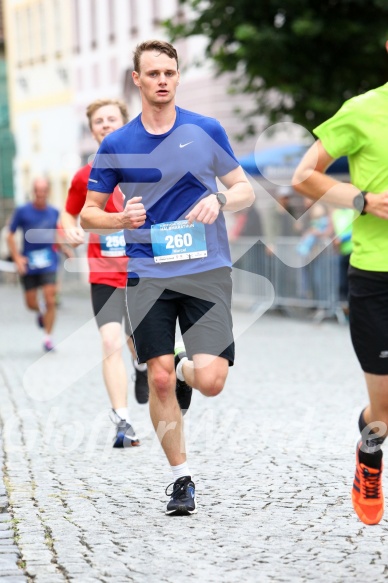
[0,281,388,582]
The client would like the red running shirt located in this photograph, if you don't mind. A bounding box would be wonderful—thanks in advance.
[66,164,128,287]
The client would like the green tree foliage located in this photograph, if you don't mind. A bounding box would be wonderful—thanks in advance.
[166,0,388,133]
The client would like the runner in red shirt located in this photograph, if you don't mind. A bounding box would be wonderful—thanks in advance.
[61,99,148,448]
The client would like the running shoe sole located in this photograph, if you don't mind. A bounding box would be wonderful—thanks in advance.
[165,505,197,516]
[113,433,140,448]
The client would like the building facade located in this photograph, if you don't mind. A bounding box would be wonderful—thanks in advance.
[0,0,15,226]
[4,0,259,207]
[4,0,76,206]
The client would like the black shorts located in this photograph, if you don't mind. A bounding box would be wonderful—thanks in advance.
[21,272,57,291]
[125,267,235,365]
[91,283,129,333]
[349,276,388,375]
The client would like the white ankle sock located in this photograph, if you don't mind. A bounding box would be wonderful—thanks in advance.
[170,461,191,481]
[114,407,131,423]
[133,359,147,372]
[176,357,188,382]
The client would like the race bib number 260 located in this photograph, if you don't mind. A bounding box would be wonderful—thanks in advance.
[151,220,207,263]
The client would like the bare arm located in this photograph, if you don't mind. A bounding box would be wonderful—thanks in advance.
[60,209,85,247]
[80,190,146,232]
[185,166,255,225]
[293,140,388,219]
[7,230,27,274]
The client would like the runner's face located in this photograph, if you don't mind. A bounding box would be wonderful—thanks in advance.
[90,105,124,144]
[132,51,179,106]
[33,180,50,208]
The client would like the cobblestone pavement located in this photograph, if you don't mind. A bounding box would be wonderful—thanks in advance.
[0,281,388,582]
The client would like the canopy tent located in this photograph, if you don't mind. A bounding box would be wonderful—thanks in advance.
[238,144,349,176]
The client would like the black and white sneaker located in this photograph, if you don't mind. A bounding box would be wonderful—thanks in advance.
[133,364,149,404]
[165,476,197,515]
[174,343,192,415]
[111,411,140,448]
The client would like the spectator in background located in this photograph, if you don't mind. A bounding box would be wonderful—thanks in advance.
[297,200,333,305]
[273,185,302,237]
[297,201,331,258]
[228,204,263,242]
[332,208,353,304]
[228,204,265,279]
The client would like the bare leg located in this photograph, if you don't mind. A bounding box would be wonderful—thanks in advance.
[181,353,229,398]
[100,321,128,410]
[148,354,186,466]
[41,283,57,334]
[24,288,39,312]
[362,373,388,436]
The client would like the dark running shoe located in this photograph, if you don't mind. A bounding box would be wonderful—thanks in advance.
[111,412,140,448]
[133,364,149,404]
[37,312,44,328]
[174,343,192,415]
[165,476,197,516]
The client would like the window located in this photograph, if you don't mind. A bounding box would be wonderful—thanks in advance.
[108,0,115,43]
[38,2,47,60]
[53,0,62,57]
[73,0,80,53]
[26,7,34,62]
[129,0,138,36]
[28,4,42,63]
[90,0,97,49]
[14,10,23,66]
[151,0,160,26]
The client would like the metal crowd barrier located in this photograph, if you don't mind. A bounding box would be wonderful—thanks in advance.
[230,237,346,322]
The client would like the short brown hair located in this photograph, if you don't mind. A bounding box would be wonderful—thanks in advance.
[133,40,179,73]
[86,99,129,129]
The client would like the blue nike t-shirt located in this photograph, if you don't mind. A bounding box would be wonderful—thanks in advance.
[88,107,240,278]
[9,203,59,275]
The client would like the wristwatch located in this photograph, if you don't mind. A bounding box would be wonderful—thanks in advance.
[215,192,227,210]
[353,191,368,215]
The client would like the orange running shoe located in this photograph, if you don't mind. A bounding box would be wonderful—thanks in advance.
[352,440,384,525]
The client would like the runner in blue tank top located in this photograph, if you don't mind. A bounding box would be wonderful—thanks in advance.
[81,40,255,515]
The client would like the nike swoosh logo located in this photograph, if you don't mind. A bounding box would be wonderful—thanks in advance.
[179,141,194,148]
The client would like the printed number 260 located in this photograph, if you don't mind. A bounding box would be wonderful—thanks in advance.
[165,233,193,249]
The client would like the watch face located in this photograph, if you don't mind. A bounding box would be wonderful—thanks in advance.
[216,192,227,207]
[353,193,365,213]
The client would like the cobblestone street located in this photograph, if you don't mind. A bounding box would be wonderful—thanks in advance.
[0,281,387,582]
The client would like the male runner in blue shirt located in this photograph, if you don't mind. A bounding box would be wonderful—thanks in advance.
[81,40,255,515]
[7,177,60,352]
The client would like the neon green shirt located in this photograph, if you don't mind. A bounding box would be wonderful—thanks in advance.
[314,83,388,272]
[332,209,353,256]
